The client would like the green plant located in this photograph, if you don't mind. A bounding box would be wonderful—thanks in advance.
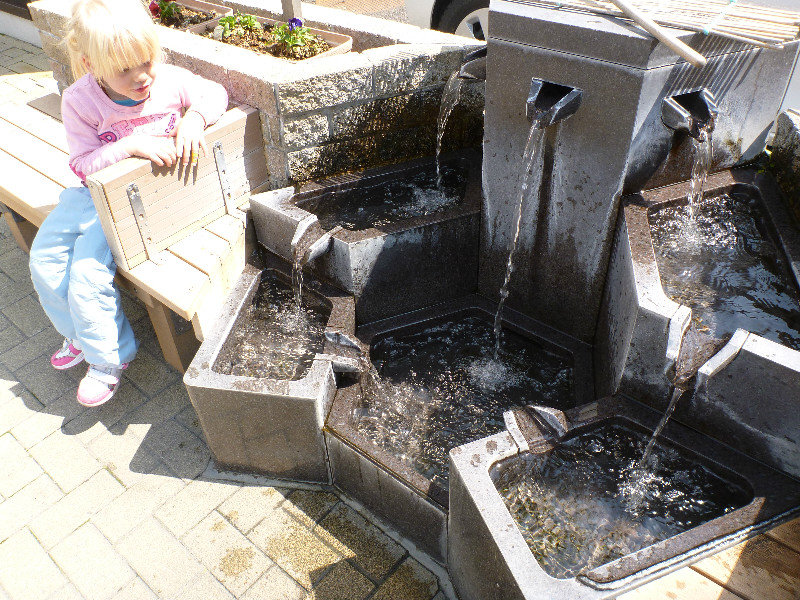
[150,0,182,22]
[273,17,312,48]
[218,11,262,38]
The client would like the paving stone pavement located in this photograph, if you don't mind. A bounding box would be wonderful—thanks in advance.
[0,34,450,600]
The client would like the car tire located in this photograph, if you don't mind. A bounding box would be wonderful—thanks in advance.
[437,0,489,40]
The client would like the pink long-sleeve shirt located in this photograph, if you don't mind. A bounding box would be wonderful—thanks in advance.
[61,63,229,181]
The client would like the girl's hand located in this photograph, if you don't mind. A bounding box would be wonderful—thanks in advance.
[124,135,178,167]
[174,110,208,166]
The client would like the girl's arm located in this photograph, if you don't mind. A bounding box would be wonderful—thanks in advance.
[172,65,229,130]
[62,92,178,178]
[171,65,229,165]
[61,93,133,180]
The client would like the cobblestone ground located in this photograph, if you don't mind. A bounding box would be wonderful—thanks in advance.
[0,34,449,600]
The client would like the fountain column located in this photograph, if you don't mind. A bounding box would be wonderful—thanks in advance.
[480,1,799,345]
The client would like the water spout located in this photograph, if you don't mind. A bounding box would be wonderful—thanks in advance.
[526,79,583,129]
[662,89,718,139]
[457,46,487,81]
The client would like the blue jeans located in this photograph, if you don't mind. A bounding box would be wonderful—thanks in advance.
[29,186,137,367]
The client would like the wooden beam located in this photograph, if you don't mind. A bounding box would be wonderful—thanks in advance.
[692,535,800,600]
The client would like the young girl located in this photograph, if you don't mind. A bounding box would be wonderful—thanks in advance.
[29,0,228,407]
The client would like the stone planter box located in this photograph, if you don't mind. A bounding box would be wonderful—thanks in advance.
[187,14,353,61]
[594,168,800,478]
[250,154,482,323]
[448,394,800,600]
[183,260,356,482]
[30,0,485,188]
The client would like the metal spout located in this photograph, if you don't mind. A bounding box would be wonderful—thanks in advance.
[662,89,718,139]
[527,79,583,129]
[457,46,487,81]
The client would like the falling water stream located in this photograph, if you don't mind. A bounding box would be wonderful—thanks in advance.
[635,120,718,466]
[688,125,713,214]
[436,72,463,186]
[493,122,546,359]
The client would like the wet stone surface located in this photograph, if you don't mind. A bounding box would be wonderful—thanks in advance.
[299,164,465,231]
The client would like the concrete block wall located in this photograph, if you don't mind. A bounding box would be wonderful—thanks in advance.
[29,0,484,187]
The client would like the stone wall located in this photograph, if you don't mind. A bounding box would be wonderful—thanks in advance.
[29,0,484,187]
[772,110,800,225]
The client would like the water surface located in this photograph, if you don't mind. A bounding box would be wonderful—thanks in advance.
[650,192,800,350]
[352,315,573,487]
[213,273,329,380]
[496,422,750,579]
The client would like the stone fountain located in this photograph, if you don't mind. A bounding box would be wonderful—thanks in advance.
[28,0,800,596]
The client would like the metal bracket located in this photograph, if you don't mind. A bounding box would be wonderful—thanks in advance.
[127,183,161,265]
[213,141,236,214]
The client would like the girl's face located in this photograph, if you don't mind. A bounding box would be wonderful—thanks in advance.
[84,57,156,102]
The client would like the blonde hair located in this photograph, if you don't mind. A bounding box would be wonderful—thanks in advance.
[64,0,161,82]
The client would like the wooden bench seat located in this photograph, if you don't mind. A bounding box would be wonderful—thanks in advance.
[0,97,259,372]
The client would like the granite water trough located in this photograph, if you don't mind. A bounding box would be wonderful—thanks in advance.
[184,258,355,483]
[596,168,800,478]
[448,394,800,600]
[250,155,482,323]
[323,295,594,561]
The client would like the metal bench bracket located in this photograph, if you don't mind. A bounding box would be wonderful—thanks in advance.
[213,141,236,214]
[127,183,161,265]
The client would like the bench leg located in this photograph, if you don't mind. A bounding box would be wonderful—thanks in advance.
[145,299,200,373]
[3,211,38,254]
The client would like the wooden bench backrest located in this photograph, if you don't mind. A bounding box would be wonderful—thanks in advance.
[86,105,266,271]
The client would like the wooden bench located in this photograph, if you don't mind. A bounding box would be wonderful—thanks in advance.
[0,96,266,372]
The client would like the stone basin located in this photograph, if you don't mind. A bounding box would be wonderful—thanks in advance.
[448,394,800,600]
[184,258,355,483]
[250,154,482,323]
[595,168,800,478]
[324,295,593,561]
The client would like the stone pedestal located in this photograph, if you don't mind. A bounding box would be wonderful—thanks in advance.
[481,1,799,343]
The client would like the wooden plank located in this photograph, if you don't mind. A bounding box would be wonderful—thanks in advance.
[90,106,259,191]
[144,299,199,373]
[0,101,70,153]
[85,177,132,272]
[0,148,62,225]
[95,123,259,205]
[2,211,37,253]
[102,127,264,216]
[121,250,211,318]
[692,535,800,600]
[110,150,263,237]
[767,518,800,554]
[168,228,229,278]
[618,566,745,600]
[27,93,62,121]
[0,119,80,188]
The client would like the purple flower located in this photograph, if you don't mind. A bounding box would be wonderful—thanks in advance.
[288,17,303,31]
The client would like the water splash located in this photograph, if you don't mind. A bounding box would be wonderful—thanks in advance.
[301,166,464,232]
[213,273,329,380]
[291,245,306,307]
[496,423,748,579]
[651,192,800,350]
[493,123,546,359]
[351,316,573,486]
[636,386,684,469]
[436,72,463,186]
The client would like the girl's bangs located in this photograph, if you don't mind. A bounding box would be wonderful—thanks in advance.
[93,26,159,80]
